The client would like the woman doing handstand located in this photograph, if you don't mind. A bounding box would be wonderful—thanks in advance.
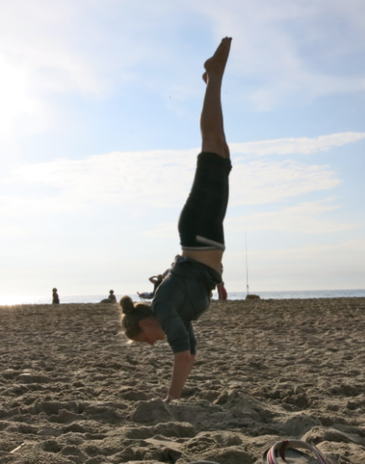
[120,37,232,403]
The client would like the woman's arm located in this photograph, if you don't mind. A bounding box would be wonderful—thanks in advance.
[165,351,195,403]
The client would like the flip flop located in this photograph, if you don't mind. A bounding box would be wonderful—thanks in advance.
[189,461,220,464]
[263,440,333,464]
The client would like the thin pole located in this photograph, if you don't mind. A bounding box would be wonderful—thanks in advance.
[245,230,249,296]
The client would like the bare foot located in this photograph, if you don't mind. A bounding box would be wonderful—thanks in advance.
[202,37,232,83]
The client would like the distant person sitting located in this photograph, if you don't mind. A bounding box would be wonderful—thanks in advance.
[149,274,164,297]
[137,291,154,300]
[108,290,117,303]
[52,288,60,304]
[100,290,117,304]
[138,274,164,300]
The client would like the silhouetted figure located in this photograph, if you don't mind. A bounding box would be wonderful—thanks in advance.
[52,288,60,304]
[100,290,117,304]
[108,290,117,303]
[149,274,164,297]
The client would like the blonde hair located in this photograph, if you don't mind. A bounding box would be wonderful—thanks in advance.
[119,295,154,339]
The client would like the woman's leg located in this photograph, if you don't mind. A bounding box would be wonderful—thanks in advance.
[201,37,231,159]
[181,38,232,272]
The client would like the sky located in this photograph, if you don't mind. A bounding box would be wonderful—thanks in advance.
[1,0,364,302]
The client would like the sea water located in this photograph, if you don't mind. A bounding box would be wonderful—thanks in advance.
[1,289,365,306]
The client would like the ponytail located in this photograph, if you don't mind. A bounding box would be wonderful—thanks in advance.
[119,296,154,339]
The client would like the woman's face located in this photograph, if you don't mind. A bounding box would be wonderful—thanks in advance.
[134,319,165,346]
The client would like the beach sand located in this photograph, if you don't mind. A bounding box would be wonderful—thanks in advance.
[1,298,365,464]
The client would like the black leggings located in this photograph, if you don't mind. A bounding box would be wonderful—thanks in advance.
[178,152,232,250]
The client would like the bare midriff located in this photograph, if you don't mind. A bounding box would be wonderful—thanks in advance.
[182,249,223,273]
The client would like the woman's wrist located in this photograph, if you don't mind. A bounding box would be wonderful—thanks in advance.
[164,393,180,403]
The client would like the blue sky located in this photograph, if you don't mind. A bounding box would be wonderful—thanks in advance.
[1,0,364,301]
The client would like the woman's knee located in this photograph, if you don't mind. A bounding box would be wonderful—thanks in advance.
[201,136,227,158]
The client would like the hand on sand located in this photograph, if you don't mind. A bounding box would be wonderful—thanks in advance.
[202,36,232,83]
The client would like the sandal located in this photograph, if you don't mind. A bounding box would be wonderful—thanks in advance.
[263,440,333,464]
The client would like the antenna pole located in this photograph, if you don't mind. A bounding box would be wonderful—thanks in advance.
[245,230,249,296]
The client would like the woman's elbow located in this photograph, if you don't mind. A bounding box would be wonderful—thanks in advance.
[174,350,193,365]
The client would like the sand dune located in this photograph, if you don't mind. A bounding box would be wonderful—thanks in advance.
[1,298,365,463]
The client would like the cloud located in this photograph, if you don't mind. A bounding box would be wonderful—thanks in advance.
[225,238,365,290]
[139,221,176,239]
[135,198,355,239]
[133,199,353,241]
[4,149,197,217]
[250,239,365,261]
[0,0,190,138]
[0,0,141,96]
[1,0,364,131]
[0,57,42,136]
[189,0,365,109]
[230,159,340,206]
[230,132,365,156]
[0,222,28,239]
[2,131,351,217]
[0,0,197,98]
[226,199,355,234]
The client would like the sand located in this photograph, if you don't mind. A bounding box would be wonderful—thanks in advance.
[1,298,365,464]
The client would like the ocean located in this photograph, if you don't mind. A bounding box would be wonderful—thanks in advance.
[1,289,365,306]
